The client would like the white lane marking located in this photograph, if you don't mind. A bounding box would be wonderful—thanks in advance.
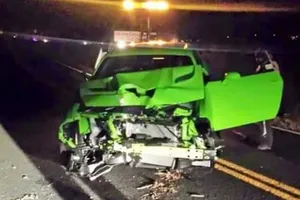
[271,126,300,136]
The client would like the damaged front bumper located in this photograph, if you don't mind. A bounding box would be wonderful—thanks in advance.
[85,143,219,181]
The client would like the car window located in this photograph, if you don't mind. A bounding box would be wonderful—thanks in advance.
[93,55,193,78]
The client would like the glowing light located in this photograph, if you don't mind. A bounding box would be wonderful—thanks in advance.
[153,57,165,60]
[56,0,297,13]
[143,1,169,10]
[32,37,38,42]
[43,38,49,43]
[148,40,156,45]
[128,41,136,46]
[170,2,296,12]
[123,0,134,10]
[146,40,167,46]
[184,43,188,49]
[83,41,88,45]
[254,34,257,37]
[13,35,17,38]
[157,39,166,46]
[0,30,3,34]
[117,40,126,49]
[227,36,230,39]
[273,34,276,37]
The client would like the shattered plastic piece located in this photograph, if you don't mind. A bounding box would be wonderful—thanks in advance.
[13,193,38,200]
[190,194,205,198]
[22,175,29,180]
[137,184,153,190]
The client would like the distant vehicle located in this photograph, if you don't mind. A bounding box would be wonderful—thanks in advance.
[57,42,283,180]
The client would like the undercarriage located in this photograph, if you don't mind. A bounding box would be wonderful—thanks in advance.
[59,104,223,181]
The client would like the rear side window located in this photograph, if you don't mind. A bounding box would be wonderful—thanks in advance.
[94,55,193,78]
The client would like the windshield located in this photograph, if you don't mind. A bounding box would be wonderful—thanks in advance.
[93,55,194,78]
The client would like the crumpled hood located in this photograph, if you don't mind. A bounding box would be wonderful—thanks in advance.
[80,65,205,108]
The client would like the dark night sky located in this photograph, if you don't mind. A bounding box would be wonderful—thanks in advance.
[0,0,300,41]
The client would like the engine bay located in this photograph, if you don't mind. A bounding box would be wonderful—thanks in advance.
[59,103,222,181]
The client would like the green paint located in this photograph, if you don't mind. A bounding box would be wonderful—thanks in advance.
[79,118,90,135]
[107,116,121,142]
[200,71,283,131]
[58,47,283,150]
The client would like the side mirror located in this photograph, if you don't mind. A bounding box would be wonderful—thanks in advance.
[225,72,241,80]
[222,72,241,85]
[81,72,92,81]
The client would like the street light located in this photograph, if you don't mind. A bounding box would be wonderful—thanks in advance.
[123,0,135,10]
[142,1,169,10]
[123,1,169,41]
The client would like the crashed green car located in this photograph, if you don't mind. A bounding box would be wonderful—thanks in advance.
[58,44,283,180]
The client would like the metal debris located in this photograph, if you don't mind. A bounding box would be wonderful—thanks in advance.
[140,170,183,200]
[190,194,205,198]
[137,184,153,190]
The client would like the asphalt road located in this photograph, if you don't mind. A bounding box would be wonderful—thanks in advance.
[2,104,300,200]
[1,38,300,200]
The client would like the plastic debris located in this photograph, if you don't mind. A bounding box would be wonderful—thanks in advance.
[191,194,205,198]
[140,170,183,200]
[137,184,153,190]
[13,193,38,200]
[22,175,29,180]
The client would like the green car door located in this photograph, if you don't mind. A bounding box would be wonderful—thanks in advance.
[200,71,283,131]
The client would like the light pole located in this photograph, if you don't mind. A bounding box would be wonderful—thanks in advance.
[123,1,169,41]
[147,15,151,41]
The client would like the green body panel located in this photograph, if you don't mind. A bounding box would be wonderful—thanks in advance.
[79,118,90,135]
[200,71,283,131]
[58,103,81,148]
[58,47,284,150]
[80,64,205,107]
[101,47,196,58]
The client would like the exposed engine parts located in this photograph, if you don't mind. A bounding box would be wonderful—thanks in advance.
[59,105,222,181]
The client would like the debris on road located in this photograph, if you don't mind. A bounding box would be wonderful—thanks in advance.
[22,175,29,180]
[13,193,38,200]
[137,184,153,190]
[190,194,205,198]
[139,170,183,200]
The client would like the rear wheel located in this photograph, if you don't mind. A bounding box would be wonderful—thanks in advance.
[234,120,274,150]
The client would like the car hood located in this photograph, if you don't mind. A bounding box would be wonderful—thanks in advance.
[80,65,205,108]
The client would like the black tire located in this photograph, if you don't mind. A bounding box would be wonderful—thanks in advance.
[59,143,72,169]
[257,121,274,149]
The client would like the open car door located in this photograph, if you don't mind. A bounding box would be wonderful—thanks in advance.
[201,68,283,131]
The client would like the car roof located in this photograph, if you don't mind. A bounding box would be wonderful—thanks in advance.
[95,45,210,76]
[106,46,195,57]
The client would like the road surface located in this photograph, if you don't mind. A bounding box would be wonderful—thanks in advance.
[1,106,300,200]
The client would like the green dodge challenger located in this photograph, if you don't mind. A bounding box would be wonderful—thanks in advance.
[58,43,283,180]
